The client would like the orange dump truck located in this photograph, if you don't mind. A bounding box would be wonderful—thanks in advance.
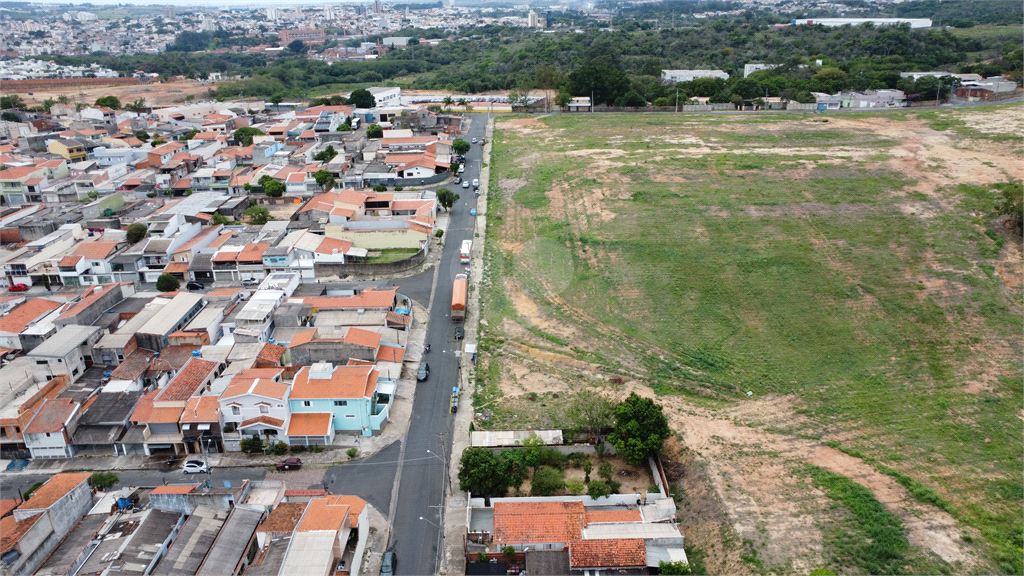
[451,274,467,322]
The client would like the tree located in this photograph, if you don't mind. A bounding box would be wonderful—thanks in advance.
[240,433,265,453]
[1,112,18,122]
[566,64,630,106]
[566,478,585,495]
[502,546,516,565]
[336,123,352,132]
[126,98,148,113]
[535,62,561,112]
[458,448,511,503]
[313,145,337,163]
[288,39,305,54]
[366,123,383,139]
[530,466,565,496]
[436,188,459,212]
[94,95,121,109]
[182,129,200,141]
[587,479,612,498]
[811,67,849,94]
[616,90,647,108]
[608,392,671,465]
[565,389,615,440]
[233,127,265,146]
[245,205,271,224]
[314,169,334,191]
[88,472,119,491]
[126,222,148,244]
[0,95,25,110]
[346,88,376,108]
[211,212,230,225]
[150,139,168,146]
[134,130,149,142]
[266,180,287,197]
[442,95,453,111]
[555,90,572,109]
[659,560,698,575]
[996,182,1023,235]
[457,97,468,109]
[452,139,471,156]
[156,273,179,292]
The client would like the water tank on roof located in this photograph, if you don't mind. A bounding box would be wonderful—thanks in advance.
[103,370,113,378]
[153,352,161,358]
[268,338,275,344]
[192,350,201,357]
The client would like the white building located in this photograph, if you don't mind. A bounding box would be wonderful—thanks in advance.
[791,18,931,28]
[661,69,729,84]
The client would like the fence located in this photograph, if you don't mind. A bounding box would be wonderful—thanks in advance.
[362,171,450,188]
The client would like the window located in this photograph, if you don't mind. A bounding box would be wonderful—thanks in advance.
[259,405,269,414]
[45,432,51,437]
[231,406,240,416]
[333,400,347,407]
[303,401,311,407]
[36,360,48,365]
[345,414,356,418]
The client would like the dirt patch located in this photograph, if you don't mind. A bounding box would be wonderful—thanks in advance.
[18,79,215,108]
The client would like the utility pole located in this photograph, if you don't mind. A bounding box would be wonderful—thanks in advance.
[675,87,679,112]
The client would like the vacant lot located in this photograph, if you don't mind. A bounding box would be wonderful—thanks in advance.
[479,105,1023,575]
[15,79,215,109]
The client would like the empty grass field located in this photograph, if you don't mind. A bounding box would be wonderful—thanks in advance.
[479,107,1023,574]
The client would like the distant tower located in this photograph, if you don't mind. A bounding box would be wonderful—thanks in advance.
[527,10,539,27]
[266,7,278,20]
[545,10,552,27]
[163,5,175,18]
[373,0,382,13]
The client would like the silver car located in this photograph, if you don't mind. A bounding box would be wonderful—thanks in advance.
[182,460,209,474]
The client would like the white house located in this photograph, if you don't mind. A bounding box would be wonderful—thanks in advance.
[219,374,291,450]
[661,69,729,84]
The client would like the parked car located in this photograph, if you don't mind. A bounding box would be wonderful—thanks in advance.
[241,278,260,287]
[182,460,209,474]
[454,326,464,340]
[185,281,204,291]
[276,457,302,471]
[381,551,396,576]
[471,137,478,144]
[7,283,29,292]
[417,362,430,382]
[462,181,470,189]
[454,177,462,184]
[472,178,480,189]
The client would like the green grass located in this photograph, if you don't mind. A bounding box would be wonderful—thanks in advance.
[483,111,1023,573]
[363,248,420,264]
[804,465,908,575]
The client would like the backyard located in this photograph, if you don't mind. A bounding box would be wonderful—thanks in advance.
[479,105,1023,575]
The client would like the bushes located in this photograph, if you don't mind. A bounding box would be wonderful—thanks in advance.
[270,441,288,456]
[587,479,611,498]
[89,472,119,491]
[530,466,565,496]
[240,434,265,453]
[566,478,585,495]
[347,447,359,458]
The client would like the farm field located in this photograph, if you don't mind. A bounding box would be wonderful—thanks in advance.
[479,105,1023,575]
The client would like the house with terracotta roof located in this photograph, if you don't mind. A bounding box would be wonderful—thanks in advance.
[129,356,223,456]
[568,538,647,575]
[22,397,81,459]
[180,395,224,454]
[286,326,401,367]
[0,472,93,576]
[0,374,70,457]
[219,375,291,451]
[278,495,369,576]
[55,241,129,287]
[0,297,63,352]
[288,363,392,437]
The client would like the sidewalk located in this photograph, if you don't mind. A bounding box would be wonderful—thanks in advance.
[3,300,431,477]
[439,116,494,575]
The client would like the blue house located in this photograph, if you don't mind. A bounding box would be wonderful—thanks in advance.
[288,363,395,437]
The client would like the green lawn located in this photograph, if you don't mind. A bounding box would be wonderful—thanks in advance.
[364,248,421,264]
[483,108,1023,574]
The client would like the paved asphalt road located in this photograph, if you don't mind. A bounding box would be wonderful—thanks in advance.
[1,466,267,500]
[384,113,487,575]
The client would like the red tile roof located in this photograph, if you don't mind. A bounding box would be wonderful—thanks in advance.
[0,514,42,556]
[375,345,404,363]
[163,261,190,274]
[570,538,647,568]
[287,288,396,311]
[110,348,155,381]
[343,327,381,349]
[222,377,288,401]
[24,398,78,434]
[72,241,122,259]
[156,358,218,402]
[0,499,20,518]
[0,298,62,333]
[287,328,317,349]
[257,502,306,533]
[239,415,286,429]
[129,390,159,422]
[257,342,285,363]
[290,365,378,400]
[585,510,642,524]
[19,472,91,511]
[150,485,197,495]
[286,412,332,437]
[180,395,221,423]
[284,489,327,497]
[297,498,350,532]
[493,501,585,545]
[59,255,83,267]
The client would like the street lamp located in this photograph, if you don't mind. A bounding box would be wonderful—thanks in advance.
[427,449,452,495]
[419,516,442,530]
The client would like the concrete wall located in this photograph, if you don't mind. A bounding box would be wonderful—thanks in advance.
[288,341,375,367]
[324,227,426,249]
[362,170,448,188]
[314,249,425,277]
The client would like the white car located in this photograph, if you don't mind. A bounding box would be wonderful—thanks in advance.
[471,137,477,144]
[462,181,470,189]
[241,278,259,287]
[182,460,210,474]
[472,179,480,189]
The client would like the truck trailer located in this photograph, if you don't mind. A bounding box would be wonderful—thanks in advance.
[451,274,467,322]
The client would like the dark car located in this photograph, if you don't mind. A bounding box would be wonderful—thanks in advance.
[7,283,29,292]
[186,281,204,291]
[417,362,429,382]
[454,326,464,340]
[381,551,396,575]
[276,457,302,471]
[454,176,462,184]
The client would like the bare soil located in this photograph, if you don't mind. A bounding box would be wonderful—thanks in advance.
[17,79,216,109]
